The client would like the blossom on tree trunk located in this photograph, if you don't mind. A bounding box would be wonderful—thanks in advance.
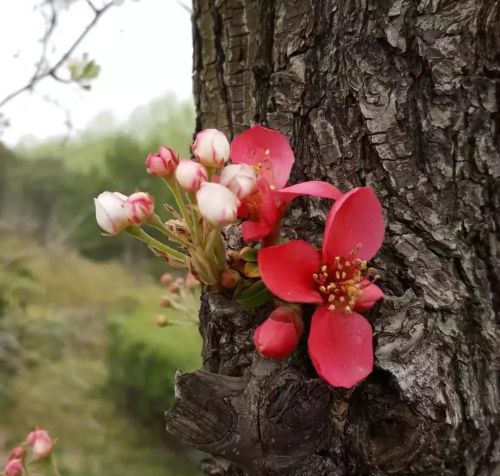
[258,187,385,388]
[231,125,342,242]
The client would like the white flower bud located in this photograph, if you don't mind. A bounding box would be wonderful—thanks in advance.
[196,183,240,226]
[192,129,230,168]
[94,191,129,235]
[175,160,208,191]
[220,163,257,199]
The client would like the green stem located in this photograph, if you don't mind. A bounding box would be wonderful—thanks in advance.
[206,167,215,182]
[50,454,62,476]
[187,192,201,245]
[126,227,187,262]
[165,178,195,240]
[147,214,191,248]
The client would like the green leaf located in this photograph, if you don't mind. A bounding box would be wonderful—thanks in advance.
[236,280,273,309]
[243,261,260,278]
[79,60,101,80]
[240,246,258,262]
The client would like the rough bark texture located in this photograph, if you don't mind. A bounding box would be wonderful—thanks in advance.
[165,1,500,474]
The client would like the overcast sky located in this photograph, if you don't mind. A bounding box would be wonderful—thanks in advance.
[0,0,193,146]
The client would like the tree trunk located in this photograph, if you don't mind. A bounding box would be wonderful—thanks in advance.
[166,1,500,474]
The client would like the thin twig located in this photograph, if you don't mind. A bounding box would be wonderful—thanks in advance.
[31,0,58,84]
[0,0,117,110]
[176,0,192,14]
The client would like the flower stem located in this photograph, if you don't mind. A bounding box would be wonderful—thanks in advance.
[165,178,195,241]
[187,192,201,244]
[126,227,187,262]
[50,454,62,476]
[147,214,191,248]
[261,223,281,247]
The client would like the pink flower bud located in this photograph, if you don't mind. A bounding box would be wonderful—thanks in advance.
[196,183,239,226]
[155,314,168,327]
[169,278,183,294]
[219,269,241,289]
[192,129,230,168]
[160,273,173,285]
[185,272,200,290]
[125,192,155,225]
[94,191,129,235]
[175,160,208,191]
[253,306,303,359]
[220,164,257,199]
[4,459,23,476]
[26,428,53,459]
[159,295,171,307]
[8,448,25,461]
[145,146,179,177]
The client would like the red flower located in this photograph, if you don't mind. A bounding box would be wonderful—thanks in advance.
[231,125,342,242]
[258,187,385,388]
[253,306,304,359]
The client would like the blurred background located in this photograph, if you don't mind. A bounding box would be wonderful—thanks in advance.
[0,0,202,474]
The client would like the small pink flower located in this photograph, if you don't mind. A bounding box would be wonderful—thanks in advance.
[192,129,230,168]
[259,187,385,388]
[94,191,129,235]
[169,278,183,294]
[145,146,179,177]
[185,272,200,290]
[4,459,23,476]
[160,273,173,285]
[175,160,208,191]
[125,192,155,225]
[220,163,257,199]
[196,183,240,226]
[26,428,53,459]
[8,448,24,461]
[253,306,304,359]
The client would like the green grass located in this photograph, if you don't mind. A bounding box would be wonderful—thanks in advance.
[0,231,201,475]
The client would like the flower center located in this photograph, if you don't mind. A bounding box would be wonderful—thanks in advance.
[251,148,276,185]
[312,250,378,313]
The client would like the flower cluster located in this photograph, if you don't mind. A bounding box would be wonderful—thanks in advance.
[3,427,56,476]
[94,125,385,388]
[155,271,200,327]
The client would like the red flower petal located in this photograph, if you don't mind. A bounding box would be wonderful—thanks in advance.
[323,187,384,262]
[253,307,303,359]
[241,178,280,242]
[259,240,322,303]
[354,281,384,312]
[308,307,373,388]
[231,125,294,190]
[275,181,342,203]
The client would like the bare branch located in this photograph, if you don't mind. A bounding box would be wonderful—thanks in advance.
[31,0,58,83]
[84,0,98,13]
[177,0,192,14]
[0,0,117,110]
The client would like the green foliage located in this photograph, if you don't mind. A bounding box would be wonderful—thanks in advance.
[236,279,274,309]
[0,232,200,475]
[1,94,194,268]
[107,304,201,430]
[0,94,199,474]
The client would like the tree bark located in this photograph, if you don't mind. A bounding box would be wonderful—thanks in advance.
[166,1,500,474]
